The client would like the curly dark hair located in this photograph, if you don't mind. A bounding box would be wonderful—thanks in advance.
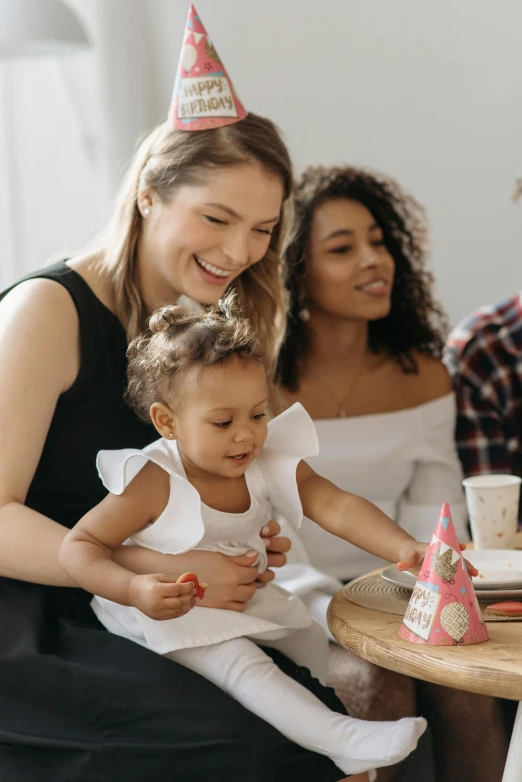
[275,165,449,392]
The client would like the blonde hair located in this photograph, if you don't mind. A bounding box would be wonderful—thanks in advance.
[126,292,263,422]
[94,114,294,369]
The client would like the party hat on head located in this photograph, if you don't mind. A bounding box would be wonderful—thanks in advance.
[399,502,488,646]
[169,4,247,131]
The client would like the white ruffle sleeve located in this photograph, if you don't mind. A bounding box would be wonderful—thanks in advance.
[267,406,345,632]
[96,438,205,554]
[259,403,320,528]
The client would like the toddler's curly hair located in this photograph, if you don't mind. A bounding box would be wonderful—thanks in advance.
[126,292,264,422]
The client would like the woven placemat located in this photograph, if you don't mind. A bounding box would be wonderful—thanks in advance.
[343,572,521,622]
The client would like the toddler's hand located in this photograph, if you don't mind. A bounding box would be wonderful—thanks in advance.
[396,542,429,574]
[396,541,478,577]
[460,543,479,577]
[129,573,197,620]
[177,571,208,600]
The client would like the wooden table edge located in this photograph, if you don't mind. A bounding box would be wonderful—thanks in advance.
[327,569,522,702]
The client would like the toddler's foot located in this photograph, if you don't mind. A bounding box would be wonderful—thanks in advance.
[332,715,427,776]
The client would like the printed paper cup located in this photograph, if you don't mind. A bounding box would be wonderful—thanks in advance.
[462,474,521,549]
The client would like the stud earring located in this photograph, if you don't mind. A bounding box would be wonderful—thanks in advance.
[299,305,310,323]
[169,432,174,439]
[143,207,151,216]
[298,290,310,323]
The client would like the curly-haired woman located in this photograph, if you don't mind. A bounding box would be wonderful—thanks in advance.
[274,166,508,782]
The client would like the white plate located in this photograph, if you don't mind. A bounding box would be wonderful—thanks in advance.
[383,549,522,589]
[464,549,522,588]
[381,564,522,600]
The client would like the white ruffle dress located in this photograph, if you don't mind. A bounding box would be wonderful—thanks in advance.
[91,403,322,656]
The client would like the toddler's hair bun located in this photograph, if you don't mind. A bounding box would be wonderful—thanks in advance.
[148,304,191,335]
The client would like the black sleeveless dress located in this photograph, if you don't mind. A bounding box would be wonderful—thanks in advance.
[0,262,347,782]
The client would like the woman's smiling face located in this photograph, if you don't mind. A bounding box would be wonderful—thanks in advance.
[138,161,284,307]
[305,198,395,322]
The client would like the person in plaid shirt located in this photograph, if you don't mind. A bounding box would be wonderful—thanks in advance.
[444,294,522,480]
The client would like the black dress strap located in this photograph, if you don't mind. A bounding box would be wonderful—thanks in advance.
[2,260,127,406]
[0,260,155,527]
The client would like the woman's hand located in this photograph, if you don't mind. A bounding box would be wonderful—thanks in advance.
[257,520,291,585]
[165,549,259,612]
[397,541,478,577]
[122,520,291,612]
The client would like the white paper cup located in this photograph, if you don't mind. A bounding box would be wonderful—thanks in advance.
[462,474,521,549]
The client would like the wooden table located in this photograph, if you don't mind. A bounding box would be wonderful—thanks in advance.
[328,567,522,782]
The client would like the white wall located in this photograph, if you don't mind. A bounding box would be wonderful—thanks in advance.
[186,0,522,325]
[1,0,521,325]
[0,0,102,286]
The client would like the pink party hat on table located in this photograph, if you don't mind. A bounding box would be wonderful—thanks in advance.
[168,4,247,131]
[399,503,489,646]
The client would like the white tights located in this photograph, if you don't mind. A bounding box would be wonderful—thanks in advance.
[167,634,426,777]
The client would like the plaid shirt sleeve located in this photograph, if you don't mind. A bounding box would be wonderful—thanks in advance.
[450,372,512,478]
[444,297,522,480]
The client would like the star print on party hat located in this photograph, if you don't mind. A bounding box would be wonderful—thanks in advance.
[399,502,489,647]
[168,4,247,131]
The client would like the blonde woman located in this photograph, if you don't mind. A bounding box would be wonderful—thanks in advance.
[0,118,361,782]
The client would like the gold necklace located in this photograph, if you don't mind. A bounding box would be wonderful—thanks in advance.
[307,361,366,418]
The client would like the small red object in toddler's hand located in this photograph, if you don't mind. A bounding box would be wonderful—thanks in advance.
[485,601,522,617]
[176,572,208,600]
